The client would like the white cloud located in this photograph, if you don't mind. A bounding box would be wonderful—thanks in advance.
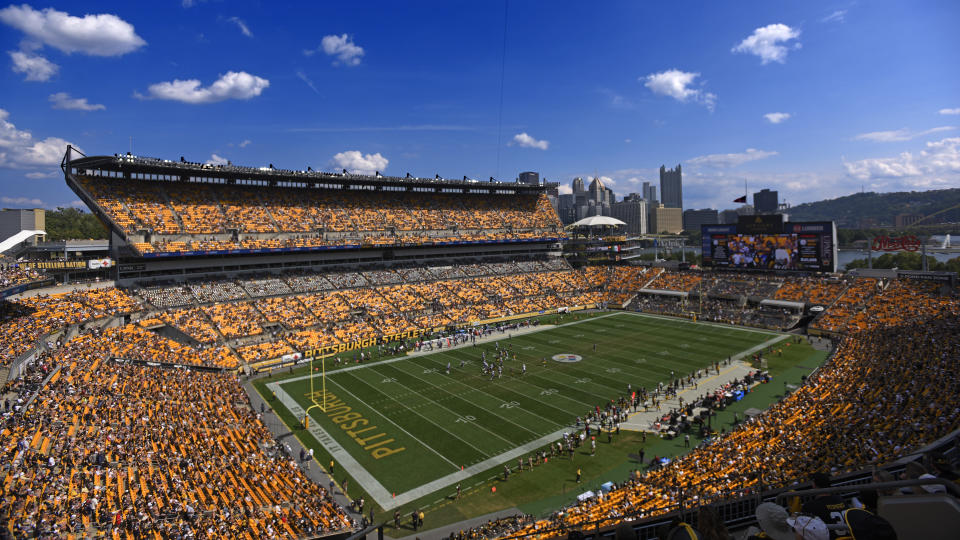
[764,112,791,124]
[854,126,955,142]
[228,17,252,37]
[731,23,801,64]
[205,154,228,166]
[138,71,270,104]
[316,34,364,66]
[49,92,105,111]
[1,196,44,206]
[332,150,388,175]
[0,5,145,56]
[844,137,960,187]
[9,49,57,81]
[0,108,80,170]
[25,171,57,179]
[511,132,549,150]
[688,148,778,168]
[938,108,960,115]
[821,10,847,23]
[624,138,632,143]
[557,184,572,195]
[238,139,251,148]
[642,69,716,111]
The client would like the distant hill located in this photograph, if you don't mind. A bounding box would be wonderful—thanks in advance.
[787,188,960,228]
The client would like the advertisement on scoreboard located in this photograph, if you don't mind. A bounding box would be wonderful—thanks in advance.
[701,221,836,272]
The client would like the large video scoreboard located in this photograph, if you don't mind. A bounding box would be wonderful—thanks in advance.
[701,215,837,273]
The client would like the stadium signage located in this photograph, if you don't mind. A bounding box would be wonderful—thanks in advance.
[15,258,115,270]
[19,260,88,269]
[302,328,428,359]
[87,258,115,269]
[871,235,921,252]
[308,390,405,459]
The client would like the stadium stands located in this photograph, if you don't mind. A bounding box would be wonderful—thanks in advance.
[8,156,959,538]
[0,266,46,290]
[0,330,353,538]
[502,278,960,537]
[75,176,564,255]
[1,288,143,368]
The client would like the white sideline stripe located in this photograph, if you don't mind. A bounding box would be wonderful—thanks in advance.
[267,311,788,510]
[266,380,393,504]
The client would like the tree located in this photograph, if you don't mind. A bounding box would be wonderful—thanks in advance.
[43,207,108,241]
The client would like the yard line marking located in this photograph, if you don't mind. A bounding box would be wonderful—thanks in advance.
[400,363,550,439]
[324,374,464,469]
[367,363,519,448]
[412,355,586,425]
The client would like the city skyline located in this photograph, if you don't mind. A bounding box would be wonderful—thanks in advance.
[1,1,958,212]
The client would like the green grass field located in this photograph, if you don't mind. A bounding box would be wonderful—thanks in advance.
[265,311,789,511]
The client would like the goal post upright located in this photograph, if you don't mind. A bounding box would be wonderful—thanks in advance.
[304,354,327,427]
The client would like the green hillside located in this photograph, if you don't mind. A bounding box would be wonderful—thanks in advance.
[788,188,960,227]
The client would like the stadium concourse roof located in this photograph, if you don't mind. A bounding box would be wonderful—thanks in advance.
[567,216,626,228]
[61,146,556,194]
[0,230,45,254]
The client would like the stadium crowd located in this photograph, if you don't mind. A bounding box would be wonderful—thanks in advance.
[502,278,960,537]
[0,329,354,538]
[77,176,564,255]
[0,266,46,290]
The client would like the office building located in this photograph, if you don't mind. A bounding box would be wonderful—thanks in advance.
[659,164,683,209]
[753,188,779,214]
[651,204,683,234]
[719,209,740,225]
[895,213,922,228]
[683,208,719,231]
[569,176,614,220]
[610,194,648,235]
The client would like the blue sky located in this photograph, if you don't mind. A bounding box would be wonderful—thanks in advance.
[1,1,958,213]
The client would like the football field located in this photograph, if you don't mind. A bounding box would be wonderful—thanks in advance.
[265,311,786,509]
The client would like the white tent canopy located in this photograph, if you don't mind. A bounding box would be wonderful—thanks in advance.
[566,216,626,228]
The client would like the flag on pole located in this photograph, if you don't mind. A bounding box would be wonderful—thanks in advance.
[733,195,747,203]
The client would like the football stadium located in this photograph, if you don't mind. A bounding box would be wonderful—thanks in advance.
[0,147,957,540]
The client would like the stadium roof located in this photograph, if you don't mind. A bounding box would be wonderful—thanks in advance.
[62,147,557,193]
[567,216,626,228]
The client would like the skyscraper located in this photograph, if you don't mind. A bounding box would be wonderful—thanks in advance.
[659,164,683,209]
[572,177,585,194]
[642,181,657,203]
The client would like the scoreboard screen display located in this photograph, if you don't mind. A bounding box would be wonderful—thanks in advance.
[701,221,836,272]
